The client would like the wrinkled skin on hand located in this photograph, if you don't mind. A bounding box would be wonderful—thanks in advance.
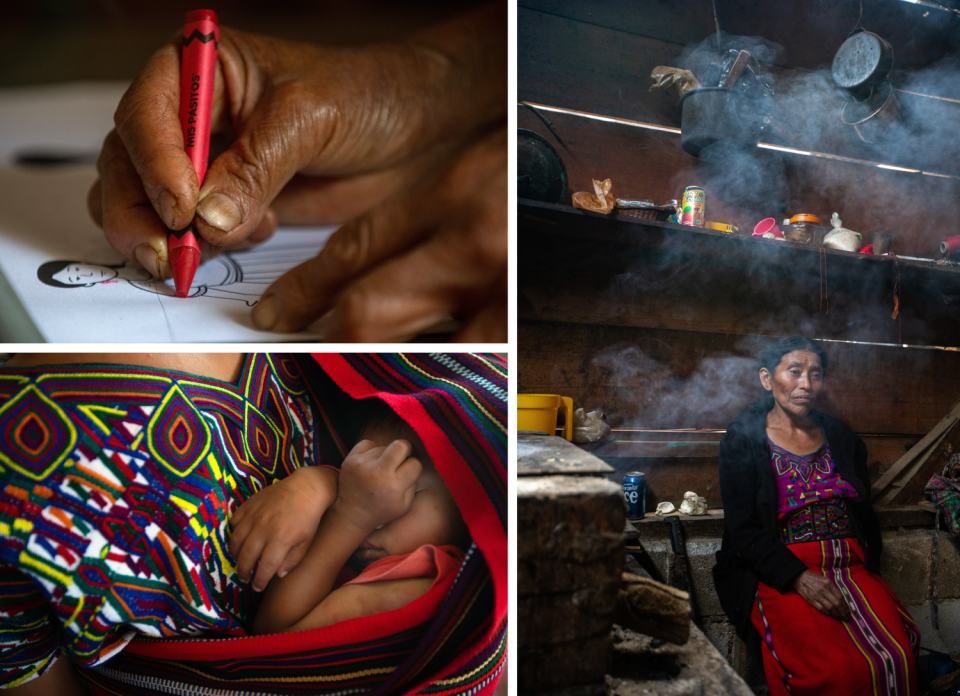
[791,569,851,621]
[86,4,505,340]
[252,127,507,342]
[88,27,495,256]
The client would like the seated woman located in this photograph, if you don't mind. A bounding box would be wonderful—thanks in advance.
[0,353,507,696]
[713,336,920,696]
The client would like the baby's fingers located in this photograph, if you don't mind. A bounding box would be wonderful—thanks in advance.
[395,454,423,491]
[277,541,310,579]
[226,509,251,561]
[234,529,268,583]
[251,542,288,592]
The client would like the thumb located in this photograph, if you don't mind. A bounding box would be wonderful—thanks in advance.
[193,89,331,247]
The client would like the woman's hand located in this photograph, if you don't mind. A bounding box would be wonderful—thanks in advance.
[228,466,338,592]
[334,439,422,533]
[86,3,505,339]
[252,127,506,341]
[790,570,851,621]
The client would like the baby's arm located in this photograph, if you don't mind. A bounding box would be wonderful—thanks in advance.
[229,465,339,591]
[253,439,422,635]
[287,577,434,632]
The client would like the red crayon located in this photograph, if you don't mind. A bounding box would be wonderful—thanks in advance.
[169,9,219,298]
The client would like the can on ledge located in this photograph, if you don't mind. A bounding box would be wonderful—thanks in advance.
[680,186,706,227]
[623,471,646,519]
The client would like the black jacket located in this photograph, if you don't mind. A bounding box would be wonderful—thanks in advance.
[713,403,882,639]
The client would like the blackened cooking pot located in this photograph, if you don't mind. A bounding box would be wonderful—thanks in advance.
[518,128,568,204]
[679,87,770,159]
[832,31,894,102]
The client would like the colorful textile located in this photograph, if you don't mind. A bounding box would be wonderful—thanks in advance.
[752,538,920,696]
[81,353,508,696]
[779,499,856,545]
[925,470,960,537]
[0,355,318,688]
[344,545,466,587]
[769,437,859,518]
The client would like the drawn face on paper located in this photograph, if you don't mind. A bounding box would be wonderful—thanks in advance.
[50,262,119,286]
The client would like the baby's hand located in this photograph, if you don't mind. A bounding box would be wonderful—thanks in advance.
[228,466,338,592]
[335,439,422,533]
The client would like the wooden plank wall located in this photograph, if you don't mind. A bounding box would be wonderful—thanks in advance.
[518,1,960,508]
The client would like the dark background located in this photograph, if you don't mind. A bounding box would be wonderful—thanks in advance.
[0,1,486,85]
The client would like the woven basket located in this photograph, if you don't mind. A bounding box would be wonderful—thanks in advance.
[617,208,675,222]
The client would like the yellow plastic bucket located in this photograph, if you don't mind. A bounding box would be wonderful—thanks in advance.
[517,394,574,441]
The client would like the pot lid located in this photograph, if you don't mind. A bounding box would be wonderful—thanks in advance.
[790,214,821,224]
[832,31,892,89]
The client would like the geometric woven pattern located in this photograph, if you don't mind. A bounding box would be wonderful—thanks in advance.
[78,353,508,696]
[146,383,211,478]
[0,383,77,481]
[0,355,317,689]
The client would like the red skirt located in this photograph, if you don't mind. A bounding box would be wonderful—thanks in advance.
[751,538,920,696]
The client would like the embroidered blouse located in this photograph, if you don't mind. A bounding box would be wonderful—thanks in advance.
[0,354,325,685]
[768,436,859,518]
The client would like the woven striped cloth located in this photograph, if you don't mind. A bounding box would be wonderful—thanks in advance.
[0,355,319,687]
[81,353,508,696]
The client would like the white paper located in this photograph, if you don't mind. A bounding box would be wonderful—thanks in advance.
[0,81,128,165]
[0,164,334,342]
[0,82,460,342]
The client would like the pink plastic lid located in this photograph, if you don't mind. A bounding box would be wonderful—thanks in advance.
[752,217,784,239]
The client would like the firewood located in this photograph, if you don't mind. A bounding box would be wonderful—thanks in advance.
[616,572,692,645]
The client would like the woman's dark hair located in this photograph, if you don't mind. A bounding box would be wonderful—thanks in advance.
[37,260,122,288]
[755,335,828,411]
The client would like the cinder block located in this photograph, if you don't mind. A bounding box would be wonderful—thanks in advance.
[879,529,932,605]
[903,599,960,654]
[519,580,621,645]
[627,537,723,618]
[933,532,960,601]
[519,633,612,692]
[684,539,723,617]
[698,616,737,665]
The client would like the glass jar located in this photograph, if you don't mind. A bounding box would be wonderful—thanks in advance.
[782,214,824,244]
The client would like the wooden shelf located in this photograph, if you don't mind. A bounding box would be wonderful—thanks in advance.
[519,199,960,347]
[521,199,960,282]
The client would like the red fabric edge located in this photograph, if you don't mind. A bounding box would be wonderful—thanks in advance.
[125,564,457,660]
[311,354,507,693]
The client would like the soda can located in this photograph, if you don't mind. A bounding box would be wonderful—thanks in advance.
[622,471,646,519]
[680,186,706,227]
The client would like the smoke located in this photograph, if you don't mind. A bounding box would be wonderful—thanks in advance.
[655,27,960,235]
[589,343,760,428]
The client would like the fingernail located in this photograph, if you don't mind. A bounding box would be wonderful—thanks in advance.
[252,293,280,331]
[277,569,287,578]
[157,189,177,228]
[134,244,160,278]
[197,192,242,232]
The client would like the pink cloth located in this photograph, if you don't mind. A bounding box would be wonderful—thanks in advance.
[768,438,859,518]
[344,545,465,586]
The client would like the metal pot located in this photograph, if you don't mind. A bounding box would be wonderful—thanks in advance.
[517,128,567,204]
[832,31,894,102]
[679,87,770,159]
[840,81,901,144]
